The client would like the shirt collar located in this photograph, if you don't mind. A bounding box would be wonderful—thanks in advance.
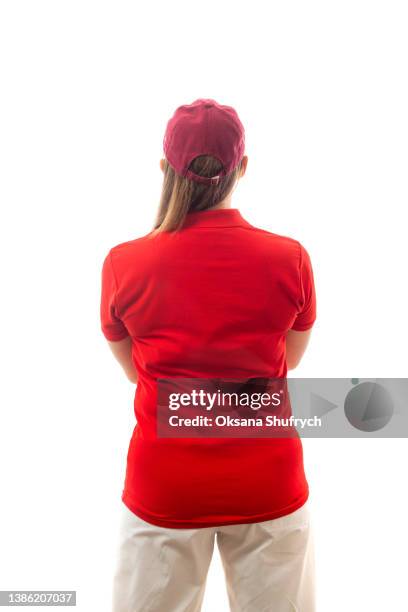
[181,207,251,229]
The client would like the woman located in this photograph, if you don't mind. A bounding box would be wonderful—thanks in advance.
[100,98,317,612]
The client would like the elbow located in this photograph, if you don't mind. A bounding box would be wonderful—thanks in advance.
[126,371,138,384]
[286,357,301,371]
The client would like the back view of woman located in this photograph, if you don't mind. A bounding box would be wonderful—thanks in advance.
[101,98,317,612]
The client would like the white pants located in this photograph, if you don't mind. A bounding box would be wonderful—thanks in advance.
[112,501,315,612]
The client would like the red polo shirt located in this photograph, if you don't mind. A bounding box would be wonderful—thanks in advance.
[100,207,316,528]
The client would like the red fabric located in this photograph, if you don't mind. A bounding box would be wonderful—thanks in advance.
[100,208,316,528]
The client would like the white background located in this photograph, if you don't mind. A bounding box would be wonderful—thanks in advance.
[1,1,407,610]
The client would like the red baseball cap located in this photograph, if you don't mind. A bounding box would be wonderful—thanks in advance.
[163,98,245,185]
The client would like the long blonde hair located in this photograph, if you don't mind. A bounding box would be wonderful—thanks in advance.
[152,155,243,234]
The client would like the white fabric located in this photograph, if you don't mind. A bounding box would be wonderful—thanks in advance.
[112,501,315,612]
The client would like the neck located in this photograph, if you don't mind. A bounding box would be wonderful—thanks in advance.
[212,195,232,210]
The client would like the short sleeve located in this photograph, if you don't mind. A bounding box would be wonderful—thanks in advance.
[100,250,130,341]
[290,243,317,331]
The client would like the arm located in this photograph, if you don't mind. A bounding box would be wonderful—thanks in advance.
[100,250,137,383]
[286,242,316,369]
[285,328,313,370]
[107,336,138,384]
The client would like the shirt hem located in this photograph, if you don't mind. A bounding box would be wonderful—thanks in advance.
[121,489,310,529]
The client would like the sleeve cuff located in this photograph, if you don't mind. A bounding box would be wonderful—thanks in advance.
[290,319,316,332]
[101,325,130,341]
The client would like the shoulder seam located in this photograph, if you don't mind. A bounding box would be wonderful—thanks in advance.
[238,224,300,244]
